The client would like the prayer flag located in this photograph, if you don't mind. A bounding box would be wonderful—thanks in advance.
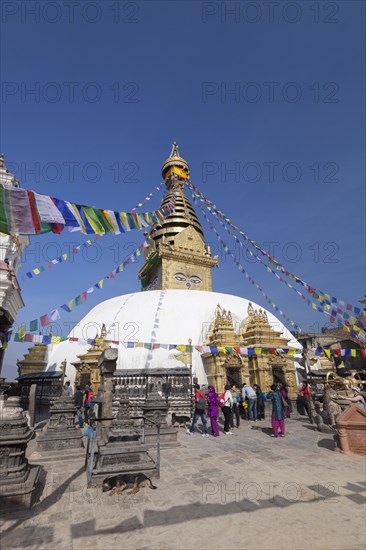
[29,319,38,332]
[17,324,26,338]
[40,314,50,327]
[50,309,60,321]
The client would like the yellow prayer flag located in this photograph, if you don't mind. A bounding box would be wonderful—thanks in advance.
[324,349,331,358]
[351,349,357,357]
[176,345,186,352]
[51,336,61,344]
[33,268,40,275]
[255,347,262,355]
[217,346,226,354]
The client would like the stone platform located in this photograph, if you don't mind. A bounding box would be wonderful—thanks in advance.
[0,414,365,550]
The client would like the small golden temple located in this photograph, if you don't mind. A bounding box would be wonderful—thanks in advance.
[71,324,110,394]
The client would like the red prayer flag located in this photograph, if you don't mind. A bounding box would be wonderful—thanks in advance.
[40,314,50,327]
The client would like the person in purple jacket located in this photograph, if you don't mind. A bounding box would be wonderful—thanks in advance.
[207,385,220,437]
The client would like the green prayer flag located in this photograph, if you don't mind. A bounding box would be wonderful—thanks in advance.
[30,319,38,332]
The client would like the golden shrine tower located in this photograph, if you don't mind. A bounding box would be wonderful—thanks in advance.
[138,143,218,291]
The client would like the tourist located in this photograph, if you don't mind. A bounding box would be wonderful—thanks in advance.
[299,381,311,418]
[74,385,84,428]
[64,381,73,398]
[253,384,265,420]
[187,383,209,437]
[83,385,95,424]
[220,384,233,435]
[267,384,286,437]
[242,382,257,421]
[343,386,366,409]
[280,383,291,418]
[230,384,240,428]
[207,385,220,436]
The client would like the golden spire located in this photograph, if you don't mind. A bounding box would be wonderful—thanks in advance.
[161,141,190,180]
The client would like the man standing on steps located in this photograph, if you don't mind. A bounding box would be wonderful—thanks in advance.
[187,383,209,437]
[242,382,257,422]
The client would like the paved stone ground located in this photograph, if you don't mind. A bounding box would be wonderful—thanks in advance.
[1,414,365,550]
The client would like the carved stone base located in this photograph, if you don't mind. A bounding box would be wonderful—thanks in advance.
[144,426,179,448]
[36,397,83,451]
[90,444,158,486]
[37,430,83,452]
[0,464,41,511]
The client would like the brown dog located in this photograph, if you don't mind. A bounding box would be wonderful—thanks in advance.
[102,473,157,495]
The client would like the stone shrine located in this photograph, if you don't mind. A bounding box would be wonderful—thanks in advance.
[37,396,83,452]
[0,397,40,510]
[336,403,366,455]
[90,391,158,486]
[142,386,179,447]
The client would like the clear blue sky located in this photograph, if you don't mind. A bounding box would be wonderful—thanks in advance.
[1,1,365,379]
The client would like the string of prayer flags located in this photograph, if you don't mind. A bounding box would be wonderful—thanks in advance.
[8,330,366,360]
[0,183,175,236]
[23,235,103,280]
[130,185,164,211]
[26,240,148,331]
[191,192,355,335]
[22,187,166,281]
[190,195,301,332]
[189,184,363,339]
[188,181,361,317]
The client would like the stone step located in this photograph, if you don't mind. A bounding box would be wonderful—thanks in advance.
[29,448,85,464]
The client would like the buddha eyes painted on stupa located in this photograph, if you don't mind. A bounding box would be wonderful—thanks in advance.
[174,272,202,288]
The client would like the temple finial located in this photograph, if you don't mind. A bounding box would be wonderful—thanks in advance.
[170,141,180,158]
[161,142,190,180]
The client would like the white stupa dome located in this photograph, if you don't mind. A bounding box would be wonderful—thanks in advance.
[46,289,301,386]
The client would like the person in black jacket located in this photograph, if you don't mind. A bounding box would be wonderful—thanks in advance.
[253,384,265,420]
[74,385,84,428]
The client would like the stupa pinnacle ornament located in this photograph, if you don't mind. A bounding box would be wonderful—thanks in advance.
[161,141,190,180]
[139,143,218,291]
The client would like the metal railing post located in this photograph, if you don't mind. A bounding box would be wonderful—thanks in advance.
[157,423,161,479]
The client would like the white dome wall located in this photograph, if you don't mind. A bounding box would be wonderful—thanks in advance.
[46,290,302,386]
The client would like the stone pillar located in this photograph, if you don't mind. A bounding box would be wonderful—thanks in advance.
[28,384,36,427]
[0,397,40,510]
[98,348,118,424]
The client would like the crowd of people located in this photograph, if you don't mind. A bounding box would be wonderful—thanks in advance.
[187,381,294,438]
[64,377,366,436]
